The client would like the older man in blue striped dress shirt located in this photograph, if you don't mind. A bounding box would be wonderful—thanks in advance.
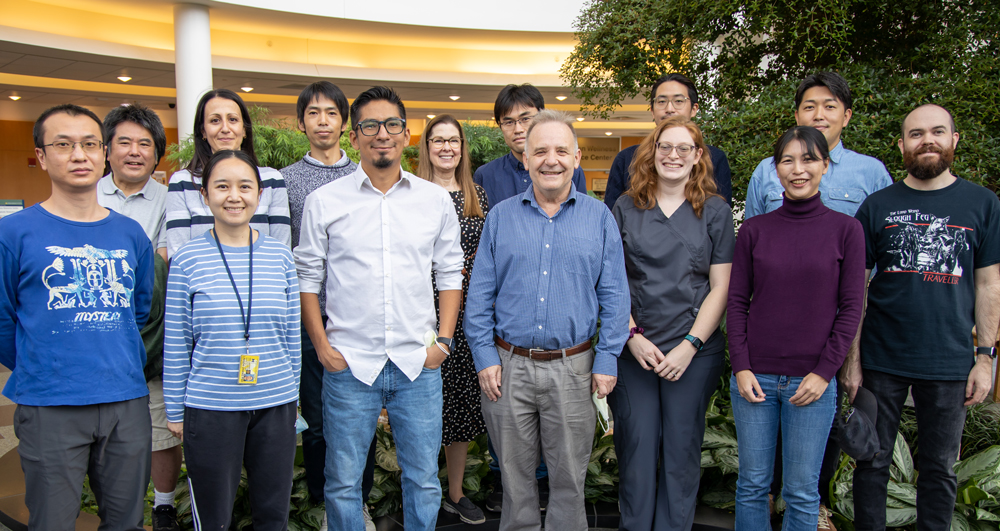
[465,109,630,531]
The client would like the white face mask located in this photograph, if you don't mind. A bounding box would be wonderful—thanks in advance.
[592,391,610,432]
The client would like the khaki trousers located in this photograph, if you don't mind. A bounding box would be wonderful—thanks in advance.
[481,345,596,531]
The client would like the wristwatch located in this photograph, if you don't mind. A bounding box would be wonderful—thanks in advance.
[436,336,453,351]
[684,334,704,351]
[975,346,997,359]
[628,326,644,339]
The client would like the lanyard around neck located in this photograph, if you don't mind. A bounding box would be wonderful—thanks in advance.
[212,229,253,343]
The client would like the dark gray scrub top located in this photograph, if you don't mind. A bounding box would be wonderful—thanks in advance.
[612,194,735,355]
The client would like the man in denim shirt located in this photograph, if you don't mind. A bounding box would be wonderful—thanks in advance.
[745,72,892,219]
[744,71,892,530]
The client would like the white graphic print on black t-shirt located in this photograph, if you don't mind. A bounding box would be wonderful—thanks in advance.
[855,178,1000,380]
[883,210,969,281]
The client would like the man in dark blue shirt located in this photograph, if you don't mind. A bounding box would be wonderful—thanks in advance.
[603,73,732,209]
[474,84,587,207]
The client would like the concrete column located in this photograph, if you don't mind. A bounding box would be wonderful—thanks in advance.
[173,3,213,142]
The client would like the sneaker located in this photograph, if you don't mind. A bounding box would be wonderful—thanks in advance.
[319,510,328,531]
[152,505,180,531]
[818,504,837,531]
[363,504,376,531]
[442,496,487,525]
[485,483,503,512]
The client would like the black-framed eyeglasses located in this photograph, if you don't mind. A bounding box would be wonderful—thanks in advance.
[498,115,536,131]
[43,140,105,154]
[428,138,461,149]
[655,142,696,157]
[653,96,691,109]
[356,118,406,136]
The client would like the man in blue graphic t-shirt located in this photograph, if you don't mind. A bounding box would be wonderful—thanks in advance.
[0,104,154,530]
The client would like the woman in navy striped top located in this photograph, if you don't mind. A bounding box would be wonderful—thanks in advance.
[165,89,291,258]
[163,150,301,530]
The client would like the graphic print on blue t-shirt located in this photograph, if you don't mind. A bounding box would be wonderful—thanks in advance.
[882,209,969,282]
[42,244,134,330]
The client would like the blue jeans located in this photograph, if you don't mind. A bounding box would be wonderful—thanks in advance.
[731,373,837,531]
[323,361,443,531]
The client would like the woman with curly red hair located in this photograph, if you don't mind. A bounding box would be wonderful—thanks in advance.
[609,116,735,529]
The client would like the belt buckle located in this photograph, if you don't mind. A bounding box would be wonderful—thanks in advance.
[528,348,545,360]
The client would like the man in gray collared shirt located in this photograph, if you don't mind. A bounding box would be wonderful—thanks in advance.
[97,103,179,531]
[97,104,168,263]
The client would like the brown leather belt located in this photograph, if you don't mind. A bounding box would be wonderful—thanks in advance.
[494,335,592,361]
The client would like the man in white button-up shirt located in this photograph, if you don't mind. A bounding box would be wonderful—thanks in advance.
[294,86,464,531]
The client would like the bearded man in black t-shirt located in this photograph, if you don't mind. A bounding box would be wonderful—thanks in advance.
[845,104,1000,531]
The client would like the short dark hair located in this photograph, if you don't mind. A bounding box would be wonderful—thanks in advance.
[350,86,406,131]
[34,104,105,149]
[103,103,167,168]
[296,81,349,128]
[188,89,258,177]
[773,126,831,166]
[650,73,699,107]
[493,84,545,123]
[200,149,262,192]
[795,72,852,111]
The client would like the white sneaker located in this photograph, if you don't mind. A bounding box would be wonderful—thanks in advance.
[319,510,328,531]
[363,504,376,531]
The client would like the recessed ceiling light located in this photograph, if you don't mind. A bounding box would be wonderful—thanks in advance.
[605,131,613,136]
[117,76,131,83]
[449,96,460,101]
[241,86,254,92]
[427,114,436,119]
[8,95,21,101]
[556,96,568,101]
[576,117,585,122]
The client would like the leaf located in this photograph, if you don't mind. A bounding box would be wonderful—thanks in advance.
[961,485,993,506]
[885,506,918,527]
[975,507,1000,522]
[957,446,1000,485]
[376,444,401,472]
[953,510,972,531]
[969,520,1000,531]
[834,490,855,521]
[887,480,918,506]
[892,432,915,484]
[702,428,739,448]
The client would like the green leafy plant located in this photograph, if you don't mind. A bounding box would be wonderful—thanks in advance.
[561,0,1000,201]
[461,121,508,175]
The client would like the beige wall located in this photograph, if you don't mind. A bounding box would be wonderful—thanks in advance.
[0,120,179,207]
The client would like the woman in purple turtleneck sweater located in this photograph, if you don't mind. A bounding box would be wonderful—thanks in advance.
[726,126,865,531]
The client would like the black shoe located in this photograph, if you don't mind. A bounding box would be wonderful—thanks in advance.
[442,496,487,525]
[152,505,180,531]
[485,482,503,513]
[538,477,549,512]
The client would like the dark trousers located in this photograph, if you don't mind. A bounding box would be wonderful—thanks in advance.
[609,350,724,531]
[14,396,151,531]
[300,323,377,504]
[852,369,967,531]
[184,402,297,531]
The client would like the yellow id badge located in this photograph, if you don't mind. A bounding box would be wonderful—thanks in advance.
[238,355,260,385]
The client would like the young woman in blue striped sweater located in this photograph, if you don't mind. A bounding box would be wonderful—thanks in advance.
[163,150,301,530]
